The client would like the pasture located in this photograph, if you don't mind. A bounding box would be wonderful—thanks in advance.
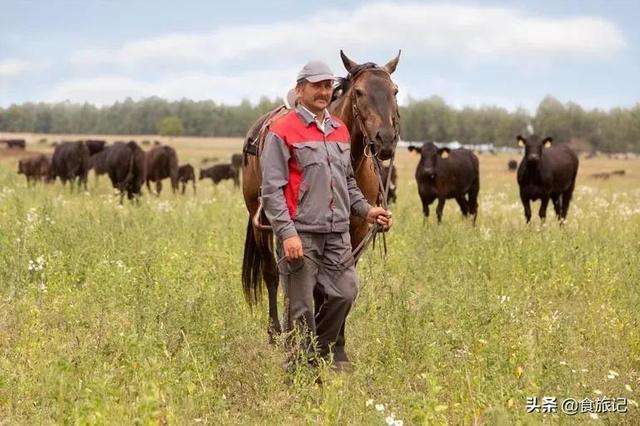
[1,134,639,424]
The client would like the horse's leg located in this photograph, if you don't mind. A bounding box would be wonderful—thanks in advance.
[259,230,281,343]
[348,216,370,253]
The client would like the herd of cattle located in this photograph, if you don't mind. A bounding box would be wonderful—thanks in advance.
[10,134,631,223]
[15,139,242,203]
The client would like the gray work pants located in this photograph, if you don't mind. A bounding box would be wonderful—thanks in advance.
[276,231,358,361]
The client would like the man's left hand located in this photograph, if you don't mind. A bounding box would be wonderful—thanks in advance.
[366,207,393,231]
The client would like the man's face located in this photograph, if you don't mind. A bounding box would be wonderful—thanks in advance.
[296,80,333,113]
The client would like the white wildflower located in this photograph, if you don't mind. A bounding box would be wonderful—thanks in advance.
[28,255,45,272]
[26,208,38,223]
[589,413,598,420]
[593,389,602,395]
[155,201,173,213]
[499,295,510,304]
[385,415,395,425]
[608,369,619,377]
[625,384,633,392]
[375,403,385,412]
[366,399,374,407]
[559,361,567,366]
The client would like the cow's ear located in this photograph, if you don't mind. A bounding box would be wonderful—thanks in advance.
[438,148,450,159]
[543,137,553,148]
[517,135,526,147]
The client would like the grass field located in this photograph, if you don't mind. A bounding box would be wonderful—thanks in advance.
[1,134,639,424]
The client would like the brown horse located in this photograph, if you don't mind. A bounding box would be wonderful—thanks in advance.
[241,51,401,341]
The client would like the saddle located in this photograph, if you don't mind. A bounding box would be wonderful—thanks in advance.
[243,104,291,157]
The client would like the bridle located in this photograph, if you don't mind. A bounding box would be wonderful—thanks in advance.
[347,67,401,262]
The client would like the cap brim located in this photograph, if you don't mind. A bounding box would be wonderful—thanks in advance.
[305,74,335,83]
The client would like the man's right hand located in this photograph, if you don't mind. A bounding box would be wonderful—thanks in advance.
[283,235,303,261]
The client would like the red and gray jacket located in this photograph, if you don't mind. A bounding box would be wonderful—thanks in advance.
[260,104,372,241]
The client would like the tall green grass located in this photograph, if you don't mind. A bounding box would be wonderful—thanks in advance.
[1,156,639,424]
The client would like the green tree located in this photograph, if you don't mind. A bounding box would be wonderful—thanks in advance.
[156,116,184,137]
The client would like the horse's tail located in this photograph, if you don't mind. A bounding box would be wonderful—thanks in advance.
[242,218,263,305]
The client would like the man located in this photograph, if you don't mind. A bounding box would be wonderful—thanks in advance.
[260,60,392,371]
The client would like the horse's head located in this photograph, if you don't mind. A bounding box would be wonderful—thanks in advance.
[340,50,401,161]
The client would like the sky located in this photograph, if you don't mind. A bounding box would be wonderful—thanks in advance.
[1,0,639,112]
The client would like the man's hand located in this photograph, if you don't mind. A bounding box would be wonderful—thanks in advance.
[366,207,393,231]
[283,235,303,261]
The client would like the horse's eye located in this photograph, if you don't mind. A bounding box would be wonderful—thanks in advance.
[355,88,364,97]
[393,85,399,95]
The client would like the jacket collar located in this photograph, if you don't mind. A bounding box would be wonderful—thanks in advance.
[295,103,340,133]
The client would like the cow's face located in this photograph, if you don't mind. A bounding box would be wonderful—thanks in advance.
[17,160,25,174]
[415,142,450,179]
[518,135,552,164]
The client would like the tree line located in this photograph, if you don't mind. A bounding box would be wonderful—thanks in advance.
[1,95,639,152]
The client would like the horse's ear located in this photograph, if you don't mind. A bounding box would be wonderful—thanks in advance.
[543,137,553,148]
[383,50,401,74]
[438,147,450,159]
[340,50,357,73]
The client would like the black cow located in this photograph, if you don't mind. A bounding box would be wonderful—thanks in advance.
[508,159,518,171]
[51,141,90,190]
[199,164,238,185]
[2,139,26,149]
[379,164,397,204]
[178,164,196,194]
[89,148,111,182]
[146,145,178,196]
[230,153,243,186]
[84,140,106,156]
[516,135,579,223]
[408,142,479,223]
[18,154,51,184]
[231,153,243,167]
[106,141,146,204]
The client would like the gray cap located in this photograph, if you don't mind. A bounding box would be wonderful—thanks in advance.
[296,60,335,83]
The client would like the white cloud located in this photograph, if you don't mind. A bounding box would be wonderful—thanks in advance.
[70,2,625,70]
[46,68,297,105]
[0,59,32,78]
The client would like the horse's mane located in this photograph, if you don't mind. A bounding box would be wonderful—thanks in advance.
[331,62,382,102]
